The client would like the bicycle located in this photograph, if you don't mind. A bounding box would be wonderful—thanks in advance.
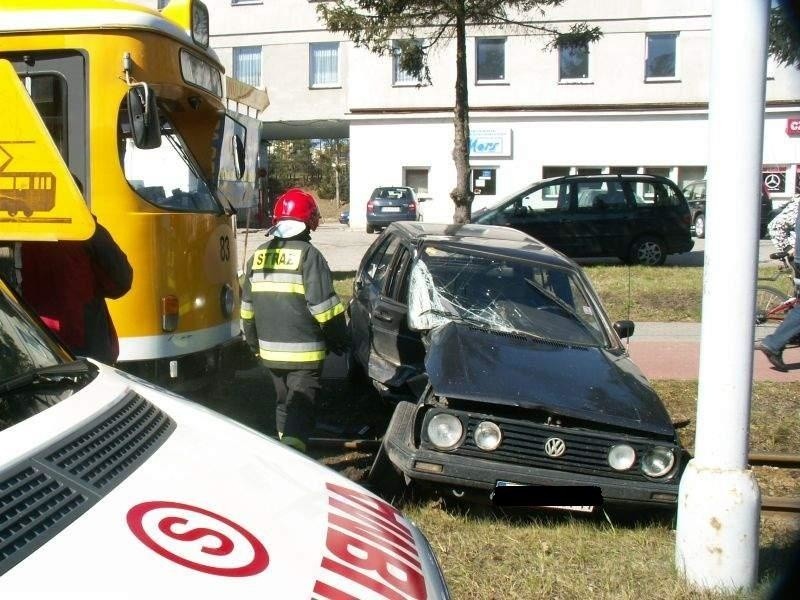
[755,252,800,344]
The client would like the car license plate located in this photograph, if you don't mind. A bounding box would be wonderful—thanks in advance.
[382,206,401,213]
[494,481,596,513]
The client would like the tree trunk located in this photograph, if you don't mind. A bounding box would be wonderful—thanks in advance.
[450,6,473,224]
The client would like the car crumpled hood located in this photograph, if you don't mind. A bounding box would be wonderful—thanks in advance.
[424,322,675,437]
[0,366,446,600]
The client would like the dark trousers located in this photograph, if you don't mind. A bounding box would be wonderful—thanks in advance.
[268,368,321,442]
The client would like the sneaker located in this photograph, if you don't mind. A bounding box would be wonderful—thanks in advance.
[756,342,788,372]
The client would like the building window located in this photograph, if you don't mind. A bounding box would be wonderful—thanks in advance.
[645,33,677,79]
[476,37,505,82]
[576,167,602,176]
[404,168,429,195]
[393,39,424,85]
[472,168,497,196]
[678,166,705,188]
[310,42,340,87]
[233,46,262,87]
[559,43,589,80]
[609,166,639,175]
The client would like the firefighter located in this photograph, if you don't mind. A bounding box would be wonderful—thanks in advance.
[241,188,348,452]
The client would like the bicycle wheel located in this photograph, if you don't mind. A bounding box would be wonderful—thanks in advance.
[755,286,790,324]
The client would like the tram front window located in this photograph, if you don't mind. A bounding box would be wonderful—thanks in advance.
[119,107,219,213]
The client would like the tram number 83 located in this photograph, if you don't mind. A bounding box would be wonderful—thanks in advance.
[219,235,230,261]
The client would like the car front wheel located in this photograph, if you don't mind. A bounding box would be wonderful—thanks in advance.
[630,236,667,266]
[694,213,706,238]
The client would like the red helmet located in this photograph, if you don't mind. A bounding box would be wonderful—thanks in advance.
[272,188,320,231]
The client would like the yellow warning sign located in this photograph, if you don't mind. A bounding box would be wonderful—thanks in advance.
[0,59,94,242]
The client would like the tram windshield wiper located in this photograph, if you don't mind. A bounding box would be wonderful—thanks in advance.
[0,358,97,398]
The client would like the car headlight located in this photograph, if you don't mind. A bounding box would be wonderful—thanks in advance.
[474,421,502,451]
[608,444,636,471]
[427,413,463,450]
[641,446,676,478]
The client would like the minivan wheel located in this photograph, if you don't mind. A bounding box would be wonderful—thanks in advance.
[366,223,375,234]
[694,214,706,239]
[630,236,667,266]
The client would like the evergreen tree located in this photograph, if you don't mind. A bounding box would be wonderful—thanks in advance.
[318,0,601,223]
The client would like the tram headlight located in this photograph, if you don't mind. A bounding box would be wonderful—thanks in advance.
[191,1,210,48]
[426,413,464,450]
[221,284,235,318]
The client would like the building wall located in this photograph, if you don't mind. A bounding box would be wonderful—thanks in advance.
[135,0,800,227]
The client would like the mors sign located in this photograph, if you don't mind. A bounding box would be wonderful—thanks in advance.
[787,118,800,136]
[469,128,512,157]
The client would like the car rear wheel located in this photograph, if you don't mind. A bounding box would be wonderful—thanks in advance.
[366,223,375,234]
[694,213,705,239]
[629,236,667,266]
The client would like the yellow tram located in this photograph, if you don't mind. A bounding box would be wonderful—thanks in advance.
[0,0,264,385]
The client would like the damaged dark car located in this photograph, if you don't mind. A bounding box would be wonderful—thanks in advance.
[349,222,686,511]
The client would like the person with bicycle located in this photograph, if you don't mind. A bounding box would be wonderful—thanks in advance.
[767,193,798,259]
[757,195,800,371]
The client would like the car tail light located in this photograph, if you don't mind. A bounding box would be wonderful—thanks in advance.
[409,202,416,213]
[367,200,374,211]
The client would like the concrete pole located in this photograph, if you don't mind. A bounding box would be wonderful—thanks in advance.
[674,0,767,591]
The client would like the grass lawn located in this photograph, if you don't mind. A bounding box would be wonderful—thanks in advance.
[394,380,800,599]
[315,380,800,600]
[333,264,789,323]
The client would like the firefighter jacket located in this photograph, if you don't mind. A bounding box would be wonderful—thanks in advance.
[241,233,347,370]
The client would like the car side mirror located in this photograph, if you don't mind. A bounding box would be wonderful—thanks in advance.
[127,83,161,149]
[613,319,635,339]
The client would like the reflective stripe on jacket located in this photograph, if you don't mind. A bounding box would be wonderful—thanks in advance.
[241,235,346,369]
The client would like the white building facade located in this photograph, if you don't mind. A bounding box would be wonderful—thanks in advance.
[141,0,800,228]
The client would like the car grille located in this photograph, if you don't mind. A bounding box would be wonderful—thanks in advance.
[454,414,666,481]
[0,393,174,575]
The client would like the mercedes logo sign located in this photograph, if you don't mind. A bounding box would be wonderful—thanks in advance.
[544,437,566,458]
[764,173,782,190]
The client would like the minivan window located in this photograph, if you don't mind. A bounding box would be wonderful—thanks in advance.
[502,182,570,214]
[575,181,627,211]
[632,181,682,207]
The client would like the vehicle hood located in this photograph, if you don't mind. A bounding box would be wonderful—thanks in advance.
[424,323,675,437]
[0,366,447,599]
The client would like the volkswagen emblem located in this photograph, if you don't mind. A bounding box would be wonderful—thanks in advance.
[544,437,566,458]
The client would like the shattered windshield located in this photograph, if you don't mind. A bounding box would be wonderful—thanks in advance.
[407,245,609,347]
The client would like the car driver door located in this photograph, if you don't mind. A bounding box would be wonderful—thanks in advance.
[369,246,425,386]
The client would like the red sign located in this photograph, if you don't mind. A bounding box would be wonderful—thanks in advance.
[787,118,800,136]
[127,501,269,577]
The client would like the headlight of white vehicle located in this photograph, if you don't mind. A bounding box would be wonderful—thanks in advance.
[427,413,464,450]
[474,421,502,451]
[608,444,636,471]
[641,446,676,477]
